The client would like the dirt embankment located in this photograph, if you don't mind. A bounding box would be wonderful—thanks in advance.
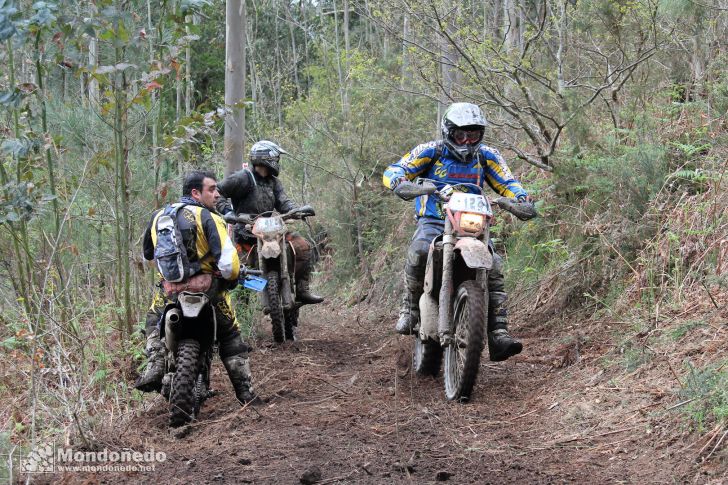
[55,297,726,484]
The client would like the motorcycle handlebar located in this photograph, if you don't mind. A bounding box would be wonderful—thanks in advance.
[223,205,316,225]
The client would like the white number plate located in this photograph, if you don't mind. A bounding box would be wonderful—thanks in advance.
[447,193,491,215]
[254,217,284,234]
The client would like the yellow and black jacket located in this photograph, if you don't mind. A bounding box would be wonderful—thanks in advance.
[142,198,239,282]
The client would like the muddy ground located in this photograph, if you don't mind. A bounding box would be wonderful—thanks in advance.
[54,300,726,484]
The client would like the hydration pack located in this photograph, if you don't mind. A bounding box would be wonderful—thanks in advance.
[154,204,199,282]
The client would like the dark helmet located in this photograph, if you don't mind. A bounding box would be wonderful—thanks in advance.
[249,140,287,177]
[441,102,487,162]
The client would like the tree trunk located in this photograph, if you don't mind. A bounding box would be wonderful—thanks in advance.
[439,0,458,111]
[224,0,247,177]
[185,14,193,115]
[504,0,518,50]
[35,32,60,235]
[286,3,301,97]
[88,4,99,105]
[401,13,410,88]
[333,0,346,114]
[343,0,350,114]
[112,3,133,338]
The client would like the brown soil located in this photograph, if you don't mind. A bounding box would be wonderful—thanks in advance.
[54,300,726,484]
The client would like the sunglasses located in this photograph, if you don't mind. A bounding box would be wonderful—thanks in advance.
[452,129,483,144]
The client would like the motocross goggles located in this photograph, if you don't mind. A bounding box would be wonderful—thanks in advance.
[452,128,484,145]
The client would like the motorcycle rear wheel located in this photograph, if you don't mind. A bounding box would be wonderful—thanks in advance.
[169,339,200,427]
[443,280,487,402]
[266,270,285,343]
[193,353,212,417]
[284,307,299,341]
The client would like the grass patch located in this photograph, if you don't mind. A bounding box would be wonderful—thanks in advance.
[678,361,728,432]
[669,319,706,341]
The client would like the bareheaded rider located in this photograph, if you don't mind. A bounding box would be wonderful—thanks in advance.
[383,102,530,361]
[136,170,257,403]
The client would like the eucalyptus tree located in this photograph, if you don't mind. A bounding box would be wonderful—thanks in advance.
[224,0,246,176]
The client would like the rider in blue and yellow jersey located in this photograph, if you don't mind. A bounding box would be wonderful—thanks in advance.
[384,102,532,361]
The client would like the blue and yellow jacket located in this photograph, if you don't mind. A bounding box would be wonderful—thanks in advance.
[383,141,528,220]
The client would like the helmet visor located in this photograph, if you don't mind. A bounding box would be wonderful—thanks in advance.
[452,128,483,145]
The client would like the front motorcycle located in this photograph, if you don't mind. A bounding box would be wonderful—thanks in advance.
[224,205,315,343]
[159,270,263,427]
[395,179,537,402]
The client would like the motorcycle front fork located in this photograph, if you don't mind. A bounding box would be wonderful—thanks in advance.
[438,220,455,345]
[257,237,295,312]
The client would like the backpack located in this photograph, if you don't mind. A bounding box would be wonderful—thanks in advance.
[154,204,200,283]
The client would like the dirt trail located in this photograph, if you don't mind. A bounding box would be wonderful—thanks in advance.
[57,302,722,484]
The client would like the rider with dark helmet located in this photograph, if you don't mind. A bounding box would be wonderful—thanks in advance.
[383,102,533,362]
[216,140,324,306]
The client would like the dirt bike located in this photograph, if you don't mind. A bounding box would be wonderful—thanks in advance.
[224,205,315,343]
[394,179,537,402]
[159,269,264,427]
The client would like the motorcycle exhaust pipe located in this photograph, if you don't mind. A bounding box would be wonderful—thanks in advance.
[166,308,181,324]
[165,308,182,357]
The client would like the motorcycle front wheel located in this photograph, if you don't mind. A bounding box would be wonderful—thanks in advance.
[266,270,286,343]
[169,339,200,427]
[414,334,442,376]
[443,280,487,402]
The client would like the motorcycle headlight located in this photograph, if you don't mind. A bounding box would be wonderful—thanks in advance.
[460,212,484,233]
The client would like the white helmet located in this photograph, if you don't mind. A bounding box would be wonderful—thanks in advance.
[249,140,288,176]
[441,103,487,162]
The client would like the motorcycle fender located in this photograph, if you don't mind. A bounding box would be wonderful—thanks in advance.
[454,238,492,270]
[418,293,439,341]
[177,292,210,319]
[423,242,438,296]
[260,240,282,259]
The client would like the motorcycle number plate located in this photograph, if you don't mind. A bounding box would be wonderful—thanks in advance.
[242,275,268,292]
[447,193,491,216]
[254,217,284,234]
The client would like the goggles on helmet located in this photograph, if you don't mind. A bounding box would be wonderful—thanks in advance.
[452,128,483,145]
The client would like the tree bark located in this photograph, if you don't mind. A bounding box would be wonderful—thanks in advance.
[224,0,247,177]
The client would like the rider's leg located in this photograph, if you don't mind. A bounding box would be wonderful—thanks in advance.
[396,218,443,335]
[216,292,258,403]
[487,252,523,361]
[290,234,324,305]
[134,287,166,392]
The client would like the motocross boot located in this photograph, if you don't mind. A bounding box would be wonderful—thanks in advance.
[395,292,416,335]
[395,274,423,335]
[295,263,324,305]
[222,354,259,404]
[134,329,165,392]
[487,291,523,361]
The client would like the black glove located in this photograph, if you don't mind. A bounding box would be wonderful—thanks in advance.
[393,180,437,201]
[216,197,233,216]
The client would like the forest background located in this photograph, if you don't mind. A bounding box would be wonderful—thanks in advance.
[0,0,726,471]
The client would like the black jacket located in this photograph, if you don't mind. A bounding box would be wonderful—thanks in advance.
[217,168,298,242]
[217,168,297,215]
